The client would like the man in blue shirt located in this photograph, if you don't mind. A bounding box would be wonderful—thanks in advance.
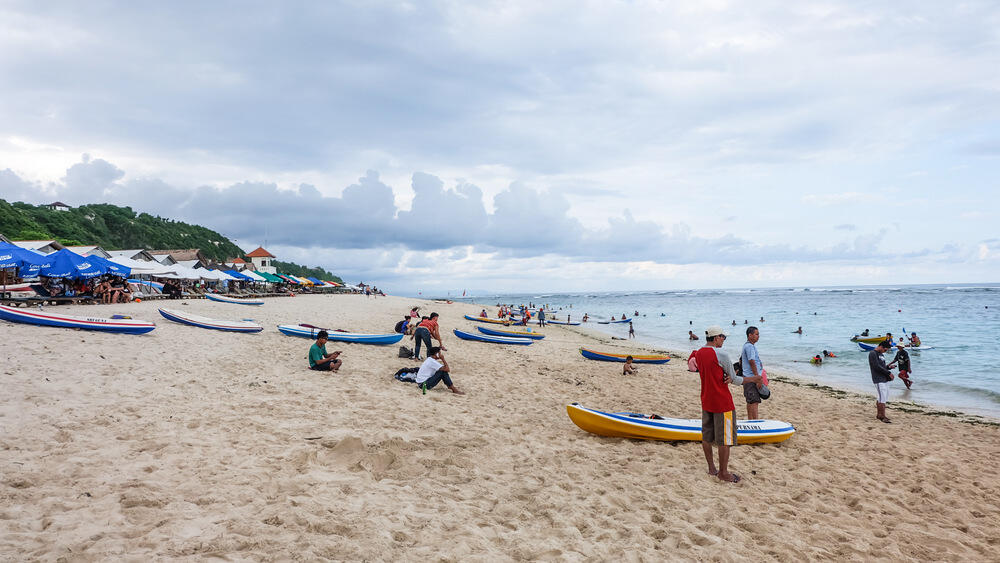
[741,326,766,420]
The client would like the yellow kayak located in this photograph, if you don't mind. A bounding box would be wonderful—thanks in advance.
[567,403,795,444]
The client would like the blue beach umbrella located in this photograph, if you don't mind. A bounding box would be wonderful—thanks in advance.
[0,242,52,277]
[39,249,106,279]
[87,255,131,277]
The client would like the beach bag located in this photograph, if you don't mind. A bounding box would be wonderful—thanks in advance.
[398,345,413,358]
[687,350,698,372]
[394,367,419,383]
[733,360,743,378]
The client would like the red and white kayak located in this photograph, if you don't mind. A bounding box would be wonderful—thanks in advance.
[158,308,263,333]
[0,304,156,334]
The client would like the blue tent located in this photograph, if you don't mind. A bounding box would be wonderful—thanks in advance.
[0,242,52,277]
[39,249,106,279]
[306,276,323,285]
[225,269,253,281]
[85,255,131,277]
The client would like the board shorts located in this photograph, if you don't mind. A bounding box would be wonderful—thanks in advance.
[702,410,737,446]
[875,381,890,403]
[743,382,762,404]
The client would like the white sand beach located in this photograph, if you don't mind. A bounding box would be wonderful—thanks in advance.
[2,294,999,560]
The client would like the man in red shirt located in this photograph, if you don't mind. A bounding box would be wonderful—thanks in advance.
[695,326,762,483]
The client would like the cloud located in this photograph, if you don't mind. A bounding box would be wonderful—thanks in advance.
[834,224,857,231]
[801,192,866,206]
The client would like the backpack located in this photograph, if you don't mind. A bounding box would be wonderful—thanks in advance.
[398,345,413,358]
[394,366,419,383]
[394,320,406,333]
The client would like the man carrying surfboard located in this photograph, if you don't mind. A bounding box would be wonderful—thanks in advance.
[695,326,762,483]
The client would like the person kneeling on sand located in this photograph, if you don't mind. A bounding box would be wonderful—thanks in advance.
[416,347,464,394]
[309,330,343,372]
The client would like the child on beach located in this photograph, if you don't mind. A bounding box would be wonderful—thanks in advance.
[623,356,638,375]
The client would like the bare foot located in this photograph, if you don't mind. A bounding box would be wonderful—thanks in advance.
[718,472,741,483]
[707,467,718,476]
[450,386,465,395]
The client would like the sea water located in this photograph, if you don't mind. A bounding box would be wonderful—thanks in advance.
[458,284,1000,418]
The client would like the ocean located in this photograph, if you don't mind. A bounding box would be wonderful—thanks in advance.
[448,284,1000,418]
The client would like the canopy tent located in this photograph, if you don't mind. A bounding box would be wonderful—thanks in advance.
[276,274,299,284]
[198,269,232,281]
[224,269,254,281]
[86,255,131,277]
[0,242,52,277]
[256,271,284,283]
[107,255,175,275]
[323,280,341,287]
[158,264,204,280]
[306,276,323,285]
[240,270,268,282]
[39,249,106,279]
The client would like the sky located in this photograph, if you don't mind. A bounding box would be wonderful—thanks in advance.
[0,1,998,295]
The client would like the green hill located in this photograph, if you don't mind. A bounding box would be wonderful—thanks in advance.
[0,199,342,283]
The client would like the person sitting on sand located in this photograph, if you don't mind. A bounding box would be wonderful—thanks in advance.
[689,330,699,340]
[309,330,343,372]
[480,309,488,318]
[416,347,464,394]
[394,316,412,335]
[623,356,638,375]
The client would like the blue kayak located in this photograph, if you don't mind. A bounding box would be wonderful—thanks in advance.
[453,328,534,345]
[277,324,404,345]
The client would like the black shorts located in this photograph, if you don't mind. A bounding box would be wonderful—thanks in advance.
[743,382,762,404]
[310,363,334,371]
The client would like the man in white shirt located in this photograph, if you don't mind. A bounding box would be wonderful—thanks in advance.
[416,347,464,395]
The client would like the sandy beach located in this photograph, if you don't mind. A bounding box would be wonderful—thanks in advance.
[2,293,999,561]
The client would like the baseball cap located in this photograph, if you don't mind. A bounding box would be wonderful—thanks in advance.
[705,326,727,338]
[758,384,771,400]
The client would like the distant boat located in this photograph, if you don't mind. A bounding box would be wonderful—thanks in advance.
[476,326,545,340]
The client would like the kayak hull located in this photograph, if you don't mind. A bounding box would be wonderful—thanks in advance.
[277,324,404,344]
[0,304,156,334]
[567,403,795,444]
[463,314,511,325]
[453,328,533,345]
[206,293,264,306]
[851,335,891,344]
[580,348,670,364]
[158,308,263,333]
[477,326,545,340]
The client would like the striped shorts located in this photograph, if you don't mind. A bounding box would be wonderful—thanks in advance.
[702,410,738,446]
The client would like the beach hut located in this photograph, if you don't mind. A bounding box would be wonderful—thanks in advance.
[11,240,65,255]
[63,245,111,259]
